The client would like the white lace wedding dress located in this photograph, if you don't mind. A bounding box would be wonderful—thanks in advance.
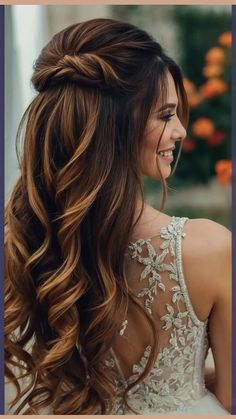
[104,216,229,415]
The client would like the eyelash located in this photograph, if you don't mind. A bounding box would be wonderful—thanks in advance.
[160,113,175,122]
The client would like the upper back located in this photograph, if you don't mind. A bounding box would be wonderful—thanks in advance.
[105,205,231,414]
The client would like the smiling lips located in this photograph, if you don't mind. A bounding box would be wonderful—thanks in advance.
[157,147,175,163]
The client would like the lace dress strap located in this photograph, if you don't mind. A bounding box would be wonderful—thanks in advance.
[165,216,204,326]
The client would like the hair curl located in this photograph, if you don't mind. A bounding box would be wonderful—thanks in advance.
[5,18,188,414]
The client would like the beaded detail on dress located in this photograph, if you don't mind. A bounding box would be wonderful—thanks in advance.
[106,216,209,414]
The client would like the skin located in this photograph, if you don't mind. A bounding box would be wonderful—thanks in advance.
[136,72,232,413]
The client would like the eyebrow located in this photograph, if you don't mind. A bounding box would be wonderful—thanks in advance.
[158,103,177,112]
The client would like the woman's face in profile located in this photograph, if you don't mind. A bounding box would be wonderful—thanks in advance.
[140,72,186,180]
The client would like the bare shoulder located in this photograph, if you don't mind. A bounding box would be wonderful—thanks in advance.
[182,218,231,320]
[184,218,231,263]
[185,217,231,241]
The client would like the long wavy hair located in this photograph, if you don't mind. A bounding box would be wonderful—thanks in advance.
[5,18,188,414]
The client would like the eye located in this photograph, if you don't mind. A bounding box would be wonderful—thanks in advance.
[160,113,175,122]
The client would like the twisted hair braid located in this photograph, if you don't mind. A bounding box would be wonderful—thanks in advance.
[34,52,121,92]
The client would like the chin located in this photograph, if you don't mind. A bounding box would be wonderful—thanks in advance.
[150,166,171,181]
[141,160,172,180]
[161,168,172,180]
[148,170,171,181]
[156,158,172,180]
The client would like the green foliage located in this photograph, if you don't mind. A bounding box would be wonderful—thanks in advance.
[171,6,231,186]
[172,6,231,85]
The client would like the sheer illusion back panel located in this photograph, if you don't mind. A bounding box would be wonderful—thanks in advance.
[105,217,210,414]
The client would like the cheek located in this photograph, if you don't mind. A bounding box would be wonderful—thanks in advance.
[143,124,162,153]
[140,130,160,176]
[145,135,159,153]
[140,136,157,171]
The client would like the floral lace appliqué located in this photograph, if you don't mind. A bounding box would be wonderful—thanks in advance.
[110,217,209,414]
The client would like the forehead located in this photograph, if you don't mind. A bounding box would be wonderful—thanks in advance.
[166,72,178,103]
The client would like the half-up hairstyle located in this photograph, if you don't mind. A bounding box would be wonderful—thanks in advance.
[5,18,188,414]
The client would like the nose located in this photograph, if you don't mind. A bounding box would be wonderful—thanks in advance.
[172,119,187,142]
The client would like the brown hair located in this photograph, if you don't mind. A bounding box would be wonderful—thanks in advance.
[5,18,188,414]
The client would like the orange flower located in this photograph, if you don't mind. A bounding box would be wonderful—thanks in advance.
[215,160,232,185]
[202,64,223,78]
[182,138,195,152]
[183,78,196,95]
[207,131,226,147]
[218,32,232,48]
[200,78,228,99]
[187,93,202,109]
[205,47,225,64]
[192,118,215,139]
[183,78,201,108]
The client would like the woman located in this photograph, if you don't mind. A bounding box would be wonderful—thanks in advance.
[5,18,231,415]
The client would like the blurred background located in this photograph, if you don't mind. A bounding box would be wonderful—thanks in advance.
[5,5,232,228]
